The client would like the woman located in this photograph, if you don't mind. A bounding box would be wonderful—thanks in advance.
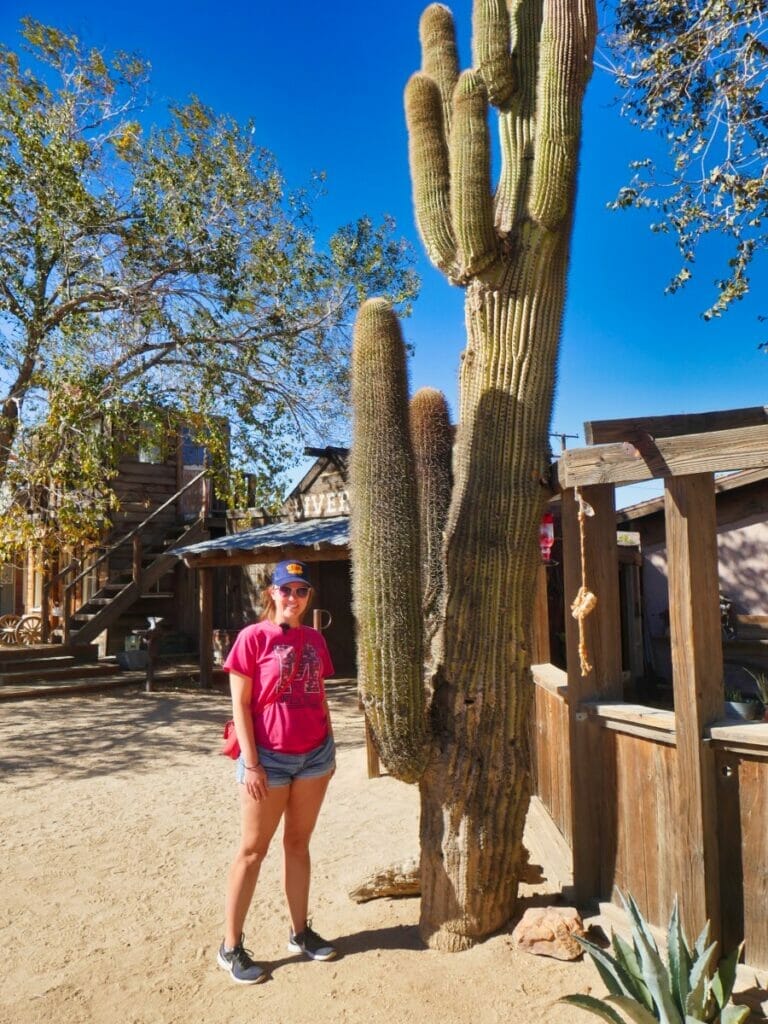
[217,559,337,984]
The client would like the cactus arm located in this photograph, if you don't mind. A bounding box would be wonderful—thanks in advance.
[528,0,597,229]
[350,299,431,784]
[405,73,458,276]
[450,71,498,279]
[419,4,460,140]
[472,0,516,108]
[494,0,543,233]
[409,387,453,661]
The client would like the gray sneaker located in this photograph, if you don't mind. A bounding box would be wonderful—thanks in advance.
[287,922,338,961]
[217,936,268,984]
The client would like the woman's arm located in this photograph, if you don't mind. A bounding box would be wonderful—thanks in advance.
[230,670,269,799]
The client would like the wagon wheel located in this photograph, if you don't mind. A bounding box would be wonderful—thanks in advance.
[14,614,43,646]
[0,614,20,645]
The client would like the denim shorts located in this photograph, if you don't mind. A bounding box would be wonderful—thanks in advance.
[236,733,336,788]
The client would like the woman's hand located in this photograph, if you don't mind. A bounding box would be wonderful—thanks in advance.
[244,763,269,801]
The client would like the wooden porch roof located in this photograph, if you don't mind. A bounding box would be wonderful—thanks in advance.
[174,515,350,568]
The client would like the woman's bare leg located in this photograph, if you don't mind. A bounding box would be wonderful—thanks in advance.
[281,772,332,934]
[224,783,290,947]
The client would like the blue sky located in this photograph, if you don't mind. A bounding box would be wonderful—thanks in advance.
[1,0,765,507]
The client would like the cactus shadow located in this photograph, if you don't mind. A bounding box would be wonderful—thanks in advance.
[338,924,425,955]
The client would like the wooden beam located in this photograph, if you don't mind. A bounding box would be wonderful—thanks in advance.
[665,473,722,943]
[562,484,624,904]
[199,567,214,690]
[585,406,768,445]
[556,424,768,489]
[182,544,350,569]
[530,563,551,665]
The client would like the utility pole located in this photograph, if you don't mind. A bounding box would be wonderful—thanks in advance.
[550,431,579,452]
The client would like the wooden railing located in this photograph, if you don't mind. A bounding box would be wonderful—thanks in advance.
[53,469,209,645]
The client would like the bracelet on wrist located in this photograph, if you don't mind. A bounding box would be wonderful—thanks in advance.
[244,764,260,771]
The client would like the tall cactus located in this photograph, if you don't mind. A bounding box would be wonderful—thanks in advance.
[351,0,596,951]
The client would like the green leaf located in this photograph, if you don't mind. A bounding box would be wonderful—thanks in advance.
[577,935,639,999]
[693,922,711,959]
[667,898,692,1016]
[607,995,664,1024]
[684,942,717,1018]
[560,994,628,1024]
[620,893,681,1024]
[718,1005,751,1024]
[613,932,655,1011]
[710,943,743,1011]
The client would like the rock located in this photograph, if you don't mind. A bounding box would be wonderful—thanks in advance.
[511,906,586,961]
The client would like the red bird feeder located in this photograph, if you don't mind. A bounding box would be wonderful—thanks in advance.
[539,511,555,563]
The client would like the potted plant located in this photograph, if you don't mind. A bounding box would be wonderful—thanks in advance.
[724,686,761,721]
[742,668,768,722]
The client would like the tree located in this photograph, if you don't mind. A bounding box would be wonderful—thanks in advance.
[350,0,596,950]
[0,19,418,559]
[604,0,767,322]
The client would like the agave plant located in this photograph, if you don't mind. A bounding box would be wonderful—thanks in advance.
[561,891,749,1024]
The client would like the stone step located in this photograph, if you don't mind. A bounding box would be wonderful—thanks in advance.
[0,654,85,674]
[0,662,120,686]
[0,661,213,701]
[0,675,137,701]
[0,643,99,664]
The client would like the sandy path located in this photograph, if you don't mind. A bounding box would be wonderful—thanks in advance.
[0,683,602,1024]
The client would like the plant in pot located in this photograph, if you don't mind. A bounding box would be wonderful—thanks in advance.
[723,686,761,721]
[742,668,768,722]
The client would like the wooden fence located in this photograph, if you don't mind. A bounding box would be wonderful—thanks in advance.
[531,407,768,971]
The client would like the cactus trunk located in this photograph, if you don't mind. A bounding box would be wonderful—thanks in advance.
[351,0,596,949]
[419,245,565,949]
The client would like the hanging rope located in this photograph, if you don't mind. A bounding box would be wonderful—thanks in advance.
[570,487,597,676]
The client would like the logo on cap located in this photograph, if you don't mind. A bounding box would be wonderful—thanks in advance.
[286,563,303,576]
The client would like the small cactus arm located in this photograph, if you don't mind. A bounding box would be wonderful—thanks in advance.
[410,387,453,665]
[352,0,596,951]
[350,300,430,783]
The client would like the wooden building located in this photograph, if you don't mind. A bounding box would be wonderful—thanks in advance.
[178,447,355,682]
[1,421,226,655]
[617,467,768,689]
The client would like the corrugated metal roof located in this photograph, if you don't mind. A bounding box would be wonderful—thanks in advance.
[175,515,350,559]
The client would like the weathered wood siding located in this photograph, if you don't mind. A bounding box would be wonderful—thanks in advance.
[715,745,768,968]
[531,667,571,845]
[532,674,768,971]
[607,729,679,927]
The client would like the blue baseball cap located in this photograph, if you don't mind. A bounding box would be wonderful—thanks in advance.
[271,560,312,588]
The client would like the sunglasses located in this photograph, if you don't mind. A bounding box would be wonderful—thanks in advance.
[276,585,310,598]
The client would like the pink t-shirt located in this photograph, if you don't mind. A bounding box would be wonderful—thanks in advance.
[223,621,334,754]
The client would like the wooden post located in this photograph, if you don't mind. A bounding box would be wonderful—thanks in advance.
[132,535,142,587]
[40,575,50,644]
[364,715,381,779]
[664,473,722,943]
[199,567,213,689]
[562,484,623,904]
[62,578,73,646]
[531,562,550,665]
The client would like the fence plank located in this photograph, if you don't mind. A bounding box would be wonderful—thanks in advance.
[562,484,623,903]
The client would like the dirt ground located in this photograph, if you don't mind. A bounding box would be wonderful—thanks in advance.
[0,682,760,1024]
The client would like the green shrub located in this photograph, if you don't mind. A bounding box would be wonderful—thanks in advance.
[561,891,748,1024]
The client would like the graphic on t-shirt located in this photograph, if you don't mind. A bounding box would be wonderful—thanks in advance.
[274,643,323,707]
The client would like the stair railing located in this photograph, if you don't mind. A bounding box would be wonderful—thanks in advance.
[61,468,210,644]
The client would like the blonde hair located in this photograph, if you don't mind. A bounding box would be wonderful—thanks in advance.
[259,584,314,623]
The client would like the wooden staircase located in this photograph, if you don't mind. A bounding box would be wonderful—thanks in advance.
[58,468,211,650]
[66,519,206,646]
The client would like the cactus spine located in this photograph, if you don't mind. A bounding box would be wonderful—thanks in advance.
[351,0,596,951]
